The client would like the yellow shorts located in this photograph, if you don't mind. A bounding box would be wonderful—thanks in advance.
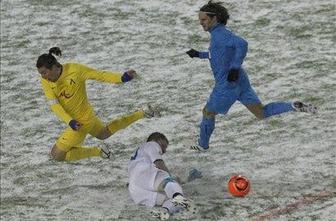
[56,115,105,152]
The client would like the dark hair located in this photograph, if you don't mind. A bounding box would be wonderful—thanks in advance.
[200,1,230,25]
[147,132,169,144]
[36,47,62,69]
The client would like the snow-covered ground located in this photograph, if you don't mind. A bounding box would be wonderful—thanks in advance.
[1,0,335,220]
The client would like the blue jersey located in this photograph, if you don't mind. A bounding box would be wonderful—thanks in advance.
[199,23,248,85]
[196,24,295,149]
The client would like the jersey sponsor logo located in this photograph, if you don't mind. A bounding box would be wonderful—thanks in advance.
[59,90,74,99]
[58,78,76,99]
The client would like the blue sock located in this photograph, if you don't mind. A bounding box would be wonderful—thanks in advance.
[263,102,294,118]
[198,117,215,148]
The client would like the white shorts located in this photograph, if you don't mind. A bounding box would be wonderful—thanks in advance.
[128,168,170,207]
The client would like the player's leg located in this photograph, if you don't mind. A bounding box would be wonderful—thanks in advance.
[150,193,171,220]
[154,172,194,212]
[103,111,144,138]
[194,87,238,150]
[150,193,172,220]
[193,107,216,150]
[239,85,295,119]
[151,195,192,220]
[245,101,317,119]
[154,172,183,198]
[244,103,264,119]
[101,105,161,138]
[51,127,101,161]
[245,101,295,119]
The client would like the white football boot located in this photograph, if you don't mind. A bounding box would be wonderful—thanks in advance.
[150,207,170,220]
[143,104,161,118]
[292,101,318,114]
[172,195,197,215]
[100,145,111,159]
[190,144,208,152]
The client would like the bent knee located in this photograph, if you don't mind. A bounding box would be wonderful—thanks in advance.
[94,127,110,140]
[246,104,265,120]
[202,108,216,119]
[50,145,66,161]
[255,112,265,120]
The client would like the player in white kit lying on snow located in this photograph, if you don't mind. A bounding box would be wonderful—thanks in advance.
[128,132,195,220]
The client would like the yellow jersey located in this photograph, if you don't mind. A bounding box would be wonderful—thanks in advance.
[41,63,122,124]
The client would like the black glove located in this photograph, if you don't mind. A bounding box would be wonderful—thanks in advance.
[186,49,199,58]
[227,69,239,82]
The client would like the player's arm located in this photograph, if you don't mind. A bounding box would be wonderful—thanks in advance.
[41,79,80,130]
[227,34,248,82]
[78,63,136,83]
[154,159,171,174]
[186,49,209,59]
[154,159,182,183]
[146,143,171,174]
[230,34,248,70]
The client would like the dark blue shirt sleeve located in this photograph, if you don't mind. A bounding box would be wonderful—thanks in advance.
[199,51,210,59]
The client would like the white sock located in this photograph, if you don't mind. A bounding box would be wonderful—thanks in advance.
[164,181,183,199]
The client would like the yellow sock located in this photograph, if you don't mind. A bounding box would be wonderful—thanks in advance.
[107,110,144,134]
[65,146,101,161]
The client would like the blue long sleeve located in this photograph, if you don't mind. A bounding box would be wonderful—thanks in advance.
[199,51,210,59]
[230,35,248,70]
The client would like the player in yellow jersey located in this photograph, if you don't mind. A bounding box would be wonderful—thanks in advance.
[36,47,159,161]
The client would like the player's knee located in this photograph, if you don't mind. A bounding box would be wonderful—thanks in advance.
[255,112,265,120]
[50,145,66,161]
[257,106,266,120]
[202,108,216,119]
[250,105,265,120]
[95,133,108,140]
[95,127,110,140]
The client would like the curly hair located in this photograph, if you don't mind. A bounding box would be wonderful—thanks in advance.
[200,1,230,25]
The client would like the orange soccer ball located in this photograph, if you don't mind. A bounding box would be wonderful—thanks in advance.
[228,175,251,197]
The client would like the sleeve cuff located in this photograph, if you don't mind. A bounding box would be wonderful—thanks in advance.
[199,51,210,59]
[121,72,132,82]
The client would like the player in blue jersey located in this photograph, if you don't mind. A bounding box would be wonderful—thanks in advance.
[186,1,317,151]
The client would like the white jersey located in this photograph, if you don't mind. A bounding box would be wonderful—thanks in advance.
[128,141,167,207]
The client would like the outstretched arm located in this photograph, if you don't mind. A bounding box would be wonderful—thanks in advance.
[78,63,136,83]
[186,49,209,59]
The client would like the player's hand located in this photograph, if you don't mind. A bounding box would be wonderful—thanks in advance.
[227,69,239,82]
[186,49,200,58]
[69,119,82,131]
[122,69,137,82]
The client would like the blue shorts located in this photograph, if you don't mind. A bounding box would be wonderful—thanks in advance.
[205,73,261,114]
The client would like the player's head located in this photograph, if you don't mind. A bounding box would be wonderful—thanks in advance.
[36,47,62,82]
[199,1,229,31]
[147,132,169,154]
